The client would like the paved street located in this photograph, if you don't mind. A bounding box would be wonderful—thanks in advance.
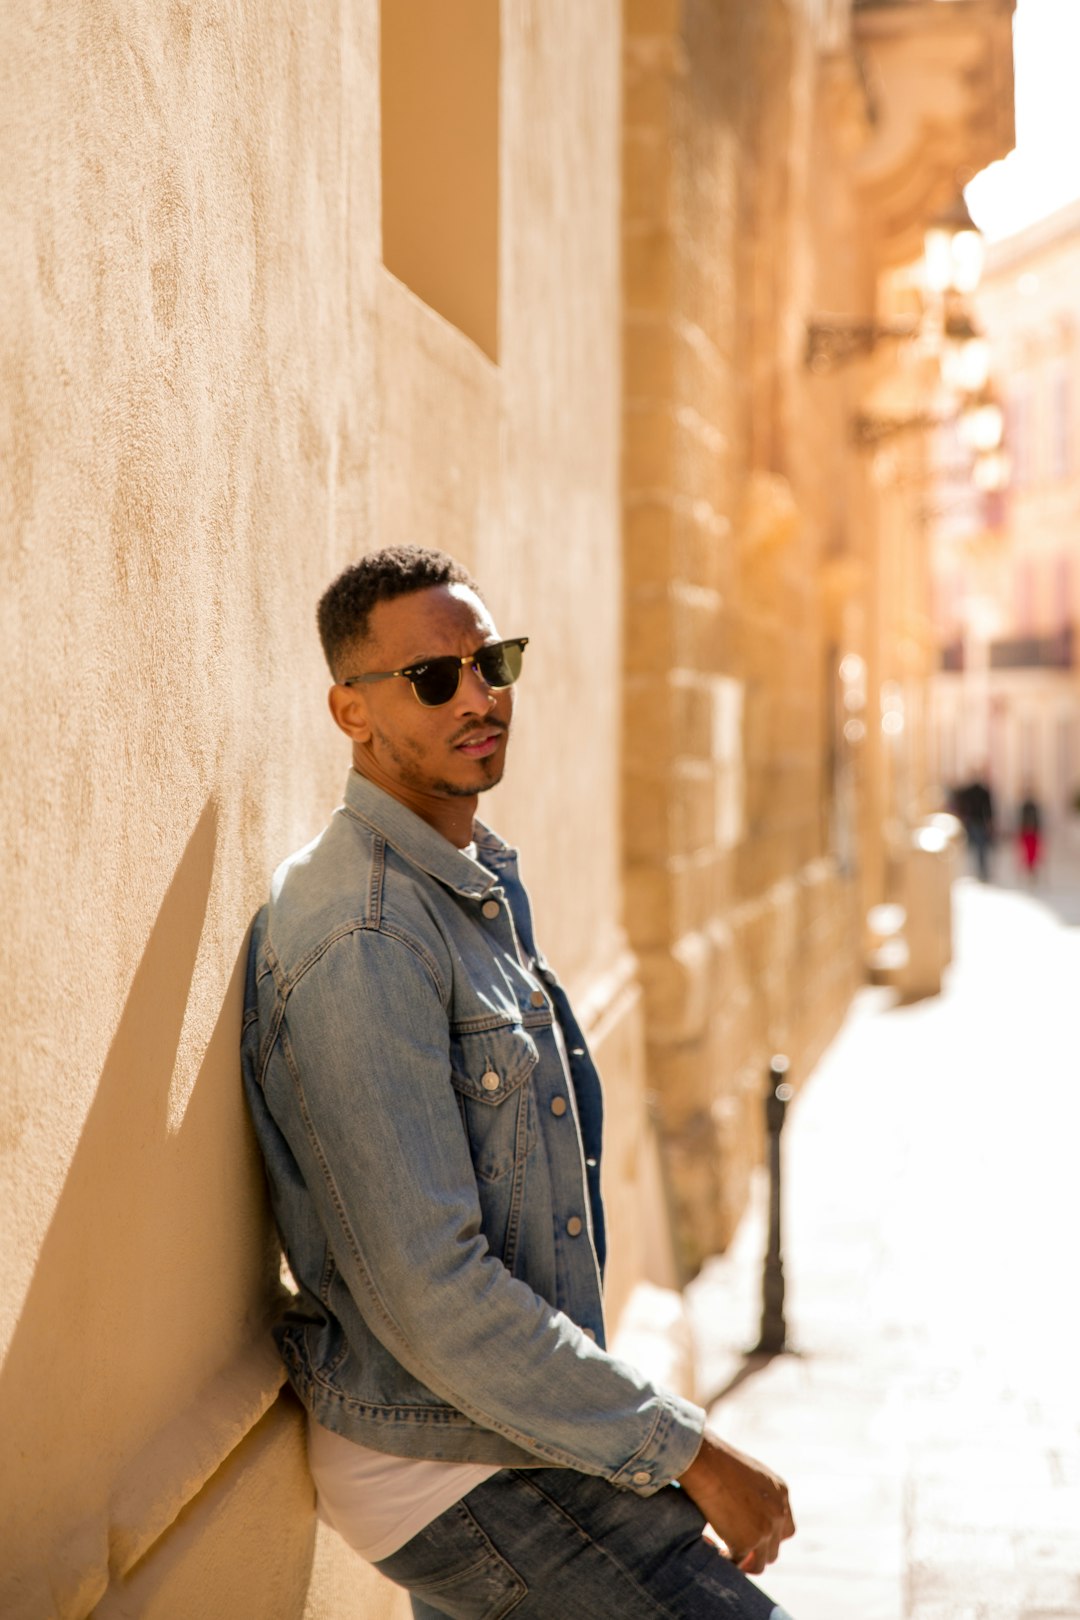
[687,871,1080,1620]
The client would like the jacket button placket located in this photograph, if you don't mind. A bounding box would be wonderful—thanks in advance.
[491,886,602,1331]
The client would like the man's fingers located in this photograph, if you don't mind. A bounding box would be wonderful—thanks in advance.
[735,1526,787,1575]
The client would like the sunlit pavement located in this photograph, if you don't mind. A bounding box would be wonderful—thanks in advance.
[686,870,1080,1620]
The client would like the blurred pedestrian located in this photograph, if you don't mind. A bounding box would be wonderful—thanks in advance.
[958,770,995,882]
[1017,790,1043,882]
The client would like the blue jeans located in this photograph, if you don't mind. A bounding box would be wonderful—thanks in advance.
[374,1468,795,1619]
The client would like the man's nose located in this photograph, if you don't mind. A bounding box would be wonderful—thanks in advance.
[455,660,496,713]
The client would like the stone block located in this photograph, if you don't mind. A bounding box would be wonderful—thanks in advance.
[625,495,678,587]
[678,505,731,595]
[661,1124,729,1275]
[710,674,744,765]
[715,761,745,852]
[675,249,737,351]
[623,129,674,223]
[623,224,676,315]
[624,770,670,860]
[648,1040,716,1125]
[679,848,722,936]
[674,313,729,394]
[624,0,683,40]
[625,586,676,676]
[637,929,711,1044]
[626,859,675,949]
[671,580,724,673]
[623,671,679,770]
[623,52,677,132]
[624,315,678,404]
[624,400,676,491]
[672,406,730,512]
[673,677,714,757]
[671,760,716,857]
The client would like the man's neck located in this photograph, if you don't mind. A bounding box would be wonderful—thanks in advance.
[351,753,477,848]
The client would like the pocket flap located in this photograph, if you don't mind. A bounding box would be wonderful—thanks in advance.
[450,1024,539,1105]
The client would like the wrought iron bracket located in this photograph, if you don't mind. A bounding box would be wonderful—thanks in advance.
[851,409,946,449]
[806,316,919,374]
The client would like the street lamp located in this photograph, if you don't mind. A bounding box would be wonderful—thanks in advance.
[971,449,1010,493]
[941,307,991,396]
[805,189,986,374]
[958,389,1005,455]
[923,192,985,297]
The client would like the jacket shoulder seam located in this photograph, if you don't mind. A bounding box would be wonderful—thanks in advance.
[283,917,448,1006]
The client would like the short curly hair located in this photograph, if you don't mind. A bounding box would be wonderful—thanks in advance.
[317,545,480,679]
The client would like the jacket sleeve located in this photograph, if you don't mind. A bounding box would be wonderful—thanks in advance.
[264,926,705,1494]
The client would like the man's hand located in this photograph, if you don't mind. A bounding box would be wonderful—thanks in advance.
[676,1428,795,1575]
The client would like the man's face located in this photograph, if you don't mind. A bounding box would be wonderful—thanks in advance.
[339,584,514,802]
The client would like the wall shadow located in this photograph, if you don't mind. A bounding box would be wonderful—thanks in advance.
[0,796,290,1616]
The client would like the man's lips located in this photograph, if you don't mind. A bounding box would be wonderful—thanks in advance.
[453,726,505,759]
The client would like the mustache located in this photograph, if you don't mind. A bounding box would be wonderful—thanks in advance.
[448,718,509,746]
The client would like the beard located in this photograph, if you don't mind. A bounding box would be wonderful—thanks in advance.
[373,723,507,797]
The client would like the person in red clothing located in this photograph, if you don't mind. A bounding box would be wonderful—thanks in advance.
[1017,790,1043,882]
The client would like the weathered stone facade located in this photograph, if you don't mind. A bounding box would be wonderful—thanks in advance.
[622,0,1013,1272]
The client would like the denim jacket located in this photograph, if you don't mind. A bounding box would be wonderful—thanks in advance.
[241,771,704,1493]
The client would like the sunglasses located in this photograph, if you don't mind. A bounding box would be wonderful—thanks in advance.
[342,637,529,708]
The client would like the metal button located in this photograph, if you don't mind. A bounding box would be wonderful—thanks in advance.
[481,1070,500,1091]
[632,1470,651,1486]
[571,1048,585,1058]
[550,1096,567,1117]
[529,989,546,1007]
[566,1216,583,1237]
[481,899,500,919]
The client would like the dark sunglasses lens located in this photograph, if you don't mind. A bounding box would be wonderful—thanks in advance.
[411,659,463,706]
[477,641,524,688]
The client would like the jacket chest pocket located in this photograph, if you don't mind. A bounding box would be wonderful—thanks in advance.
[450,1024,539,1184]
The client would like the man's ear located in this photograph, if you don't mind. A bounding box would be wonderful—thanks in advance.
[328,682,373,743]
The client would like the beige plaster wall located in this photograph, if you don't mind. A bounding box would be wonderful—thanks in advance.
[1,1,653,1614]
[2,1,382,1611]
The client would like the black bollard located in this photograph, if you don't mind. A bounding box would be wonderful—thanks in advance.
[754,1054,794,1355]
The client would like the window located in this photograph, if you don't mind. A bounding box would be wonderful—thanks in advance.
[380,1,499,359]
[1007,379,1034,488]
[1014,557,1035,635]
[1050,360,1072,482]
[1056,552,1073,632]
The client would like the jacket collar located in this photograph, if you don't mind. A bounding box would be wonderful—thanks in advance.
[342,769,509,899]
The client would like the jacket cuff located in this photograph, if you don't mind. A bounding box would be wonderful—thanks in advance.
[609,1394,706,1496]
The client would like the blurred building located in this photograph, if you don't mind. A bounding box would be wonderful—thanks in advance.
[1,2,1012,1616]
[624,0,1013,1261]
[931,199,1080,856]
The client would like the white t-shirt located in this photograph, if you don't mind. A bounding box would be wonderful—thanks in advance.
[307,1417,500,1562]
[307,841,584,1562]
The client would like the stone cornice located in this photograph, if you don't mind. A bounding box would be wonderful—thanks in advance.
[847,0,1016,266]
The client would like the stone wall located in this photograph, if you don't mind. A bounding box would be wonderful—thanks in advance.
[623,0,868,1272]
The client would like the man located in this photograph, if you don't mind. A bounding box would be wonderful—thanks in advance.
[242,546,795,1617]
[958,770,994,883]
